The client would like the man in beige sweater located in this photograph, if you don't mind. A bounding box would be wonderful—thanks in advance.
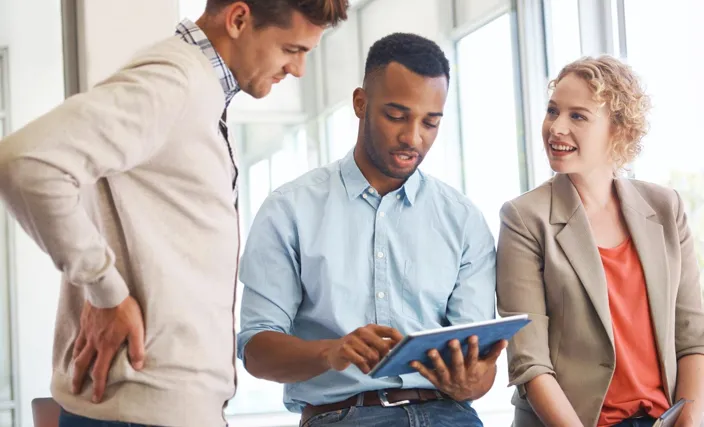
[0,1,347,426]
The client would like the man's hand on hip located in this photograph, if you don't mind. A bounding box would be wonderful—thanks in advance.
[324,324,403,374]
[411,336,507,402]
[71,295,145,403]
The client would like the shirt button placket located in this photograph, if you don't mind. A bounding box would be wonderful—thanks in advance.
[373,196,391,326]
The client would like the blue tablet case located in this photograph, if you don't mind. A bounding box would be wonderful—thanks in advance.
[369,315,531,379]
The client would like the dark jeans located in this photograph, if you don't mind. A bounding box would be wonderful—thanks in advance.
[302,400,483,427]
[612,416,657,427]
[59,409,157,427]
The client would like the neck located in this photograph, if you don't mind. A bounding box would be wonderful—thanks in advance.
[568,169,617,213]
[353,144,405,197]
[196,14,235,73]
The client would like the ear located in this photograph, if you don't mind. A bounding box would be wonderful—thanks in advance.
[224,1,252,39]
[352,87,366,119]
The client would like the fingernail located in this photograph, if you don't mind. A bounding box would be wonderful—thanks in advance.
[92,395,98,403]
[134,361,144,370]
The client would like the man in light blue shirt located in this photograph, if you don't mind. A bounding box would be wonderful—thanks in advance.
[237,32,505,427]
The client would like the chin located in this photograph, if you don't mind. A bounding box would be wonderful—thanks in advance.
[244,83,273,99]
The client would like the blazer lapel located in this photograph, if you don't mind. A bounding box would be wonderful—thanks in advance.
[615,179,670,374]
[552,174,614,346]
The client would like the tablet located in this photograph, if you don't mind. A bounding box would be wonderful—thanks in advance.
[368,314,531,379]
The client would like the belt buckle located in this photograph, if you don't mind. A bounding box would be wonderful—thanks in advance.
[378,390,411,407]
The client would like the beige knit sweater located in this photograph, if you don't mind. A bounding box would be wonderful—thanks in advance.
[0,36,240,426]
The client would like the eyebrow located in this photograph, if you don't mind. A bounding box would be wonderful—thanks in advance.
[287,44,310,53]
[384,102,443,118]
[548,100,593,114]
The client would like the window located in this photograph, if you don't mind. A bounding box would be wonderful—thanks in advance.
[623,0,704,285]
[0,411,12,427]
[455,13,522,424]
[270,129,309,191]
[228,127,318,423]
[457,13,524,240]
[0,47,15,427]
[544,0,582,77]
[325,104,358,163]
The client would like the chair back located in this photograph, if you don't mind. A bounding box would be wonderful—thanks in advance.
[31,397,61,427]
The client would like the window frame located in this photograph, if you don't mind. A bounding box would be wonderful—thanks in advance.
[0,46,20,427]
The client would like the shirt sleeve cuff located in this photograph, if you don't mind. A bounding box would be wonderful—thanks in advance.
[83,266,129,308]
[510,365,556,398]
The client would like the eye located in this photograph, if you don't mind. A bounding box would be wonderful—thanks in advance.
[546,106,558,116]
[385,113,404,122]
[570,112,586,121]
[283,47,299,54]
[424,121,439,129]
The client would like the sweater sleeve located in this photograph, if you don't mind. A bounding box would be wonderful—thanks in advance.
[0,51,192,308]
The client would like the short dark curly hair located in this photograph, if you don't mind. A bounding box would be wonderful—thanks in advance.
[364,32,450,85]
[206,0,348,29]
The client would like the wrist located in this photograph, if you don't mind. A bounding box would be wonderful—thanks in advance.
[317,339,337,371]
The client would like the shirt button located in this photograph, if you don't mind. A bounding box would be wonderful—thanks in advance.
[377,291,386,299]
[369,188,376,194]
[396,194,401,200]
[362,193,368,199]
[379,212,385,217]
[377,251,384,259]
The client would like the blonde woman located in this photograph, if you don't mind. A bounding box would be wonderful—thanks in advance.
[496,56,704,427]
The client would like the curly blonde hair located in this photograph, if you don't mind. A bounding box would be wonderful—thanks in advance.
[549,55,652,170]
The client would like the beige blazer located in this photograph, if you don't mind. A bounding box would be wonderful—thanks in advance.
[496,173,704,427]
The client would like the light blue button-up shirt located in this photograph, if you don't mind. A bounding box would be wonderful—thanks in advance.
[237,150,497,412]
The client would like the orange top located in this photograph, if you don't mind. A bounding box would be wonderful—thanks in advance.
[597,238,670,426]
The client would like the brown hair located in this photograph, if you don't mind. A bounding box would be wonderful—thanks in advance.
[549,55,651,170]
[206,0,349,28]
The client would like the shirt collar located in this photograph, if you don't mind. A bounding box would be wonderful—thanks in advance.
[175,18,240,106]
[340,149,421,206]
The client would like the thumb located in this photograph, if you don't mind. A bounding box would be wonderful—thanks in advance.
[485,339,508,363]
[127,319,146,370]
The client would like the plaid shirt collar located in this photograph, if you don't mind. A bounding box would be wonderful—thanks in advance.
[175,18,240,106]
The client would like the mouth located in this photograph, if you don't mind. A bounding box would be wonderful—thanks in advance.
[548,141,577,155]
[389,151,419,169]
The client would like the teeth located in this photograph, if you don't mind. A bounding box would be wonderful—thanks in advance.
[398,154,411,160]
[551,144,576,152]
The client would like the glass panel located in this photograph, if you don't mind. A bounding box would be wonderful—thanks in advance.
[229,156,287,415]
[0,52,5,110]
[0,410,11,427]
[456,14,522,419]
[624,0,704,286]
[0,206,11,402]
[246,158,271,224]
[325,105,358,163]
[545,0,582,77]
[0,119,5,138]
[457,13,523,240]
[270,128,309,190]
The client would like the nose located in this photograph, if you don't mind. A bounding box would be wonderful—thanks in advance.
[399,121,423,148]
[549,115,569,137]
[285,55,306,78]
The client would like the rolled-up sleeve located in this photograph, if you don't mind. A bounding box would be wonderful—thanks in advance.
[673,190,704,359]
[446,205,497,325]
[236,190,303,363]
[496,201,554,396]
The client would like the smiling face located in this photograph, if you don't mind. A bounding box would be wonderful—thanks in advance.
[543,72,615,177]
[354,62,448,183]
[224,6,325,98]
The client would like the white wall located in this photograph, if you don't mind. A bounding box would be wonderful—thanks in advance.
[0,0,66,424]
[1,0,178,425]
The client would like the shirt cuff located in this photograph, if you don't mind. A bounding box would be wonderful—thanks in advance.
[510,365,556,398]
[83,266,129,308]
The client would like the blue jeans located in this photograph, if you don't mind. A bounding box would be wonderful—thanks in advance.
[612,417,656,427]
[59,409,155,427]
[302,400,483,427]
